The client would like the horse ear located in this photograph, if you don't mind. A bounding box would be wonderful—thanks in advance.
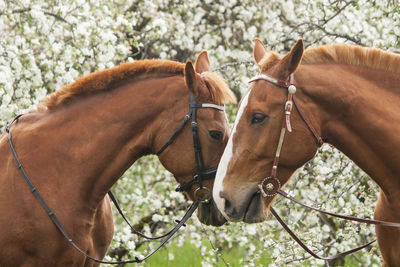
[184,60,199,96]
[195,51,210,73]
[253,38,267,67]
[279,39,304,78]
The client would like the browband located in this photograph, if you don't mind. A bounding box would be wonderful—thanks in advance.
[248,73,290,88]
[190,103,225,111]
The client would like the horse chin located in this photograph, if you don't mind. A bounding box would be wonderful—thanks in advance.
[197,199,227,226]
[243,192,270,223]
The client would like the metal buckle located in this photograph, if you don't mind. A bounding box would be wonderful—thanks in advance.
[258,177,281,197]
[194,187,211,203]
[285,100,293,111]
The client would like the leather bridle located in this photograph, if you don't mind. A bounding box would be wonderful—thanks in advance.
[248,72,400,260]
[106,92,226,242]
[4,93,225,264]
[156,93,225,198]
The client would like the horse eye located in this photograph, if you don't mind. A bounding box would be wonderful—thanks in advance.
[209,130,223,141]
[251,113,268,124]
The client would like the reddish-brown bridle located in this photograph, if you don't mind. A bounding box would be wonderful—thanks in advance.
[248,73,400,260]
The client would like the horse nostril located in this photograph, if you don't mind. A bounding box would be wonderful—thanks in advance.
[220,192,234,217]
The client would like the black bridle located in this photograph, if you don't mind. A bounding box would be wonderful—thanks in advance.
[106,92,226,242]
[5,92,225,264]
[156,93,225,194]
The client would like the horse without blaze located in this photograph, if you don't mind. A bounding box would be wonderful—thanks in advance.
[0,52,235,266]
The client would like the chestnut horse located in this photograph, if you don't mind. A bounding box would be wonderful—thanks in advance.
[0,52,235,266]
[213,39,400,266]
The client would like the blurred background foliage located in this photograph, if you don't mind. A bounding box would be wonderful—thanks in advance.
[1,0,399,266]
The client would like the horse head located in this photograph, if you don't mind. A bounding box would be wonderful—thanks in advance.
[213,39,319,223]
[156,51,236,226]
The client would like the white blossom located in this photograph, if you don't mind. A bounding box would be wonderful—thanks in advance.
[1,1,394,265]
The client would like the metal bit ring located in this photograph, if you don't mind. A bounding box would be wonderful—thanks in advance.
[194,187,211,203]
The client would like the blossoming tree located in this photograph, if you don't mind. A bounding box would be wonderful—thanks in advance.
[1,0,399,266]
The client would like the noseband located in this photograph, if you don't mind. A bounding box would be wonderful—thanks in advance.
[248,72,400,260]
[156,93,225,196]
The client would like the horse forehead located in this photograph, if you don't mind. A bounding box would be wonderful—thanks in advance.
[199,107,228,125]
[236,87,262,116]
[248,81,286,109]
[251,81,275,100]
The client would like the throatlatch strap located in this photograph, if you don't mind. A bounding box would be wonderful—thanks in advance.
[292,96,323,147]
[156,111,192,155]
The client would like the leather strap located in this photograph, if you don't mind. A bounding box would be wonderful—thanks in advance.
[156,113,191,156]
[270,208,376,260]
[258,74,295,196]
[278,189,400,227]
[175,167,217,192]
[6,116,199,264]
[293,96,324,147]
[190,103,225,111]
[108,190,186,240]
[189,94,207,188]
[248,74,289,88]
[70,200,199,264]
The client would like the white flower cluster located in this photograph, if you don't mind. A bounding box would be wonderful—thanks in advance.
[0,0,132,129]
[1,0,398,266]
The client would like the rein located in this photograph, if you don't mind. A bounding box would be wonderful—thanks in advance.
[5,92,225,264]
[248,73,400,260]
[6,116,199,264]
[108,190,187,240]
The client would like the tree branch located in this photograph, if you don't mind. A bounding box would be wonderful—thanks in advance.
[0,8,71,25]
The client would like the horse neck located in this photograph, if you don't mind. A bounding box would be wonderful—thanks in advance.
[14,75,188,211]
[297,63,400,197]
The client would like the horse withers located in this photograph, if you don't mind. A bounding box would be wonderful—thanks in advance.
[0,51,235,266]
[213,38,400,266]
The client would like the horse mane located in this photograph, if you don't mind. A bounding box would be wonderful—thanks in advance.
[258,44,400,74]
[39,59,235,111]
[302,44,400,73]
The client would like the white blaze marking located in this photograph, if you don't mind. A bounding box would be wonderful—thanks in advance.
[213,89,251,217]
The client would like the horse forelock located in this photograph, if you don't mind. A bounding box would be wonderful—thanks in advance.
[38,60,185,111]
[259,52,281,71]
[201,72,237,105]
